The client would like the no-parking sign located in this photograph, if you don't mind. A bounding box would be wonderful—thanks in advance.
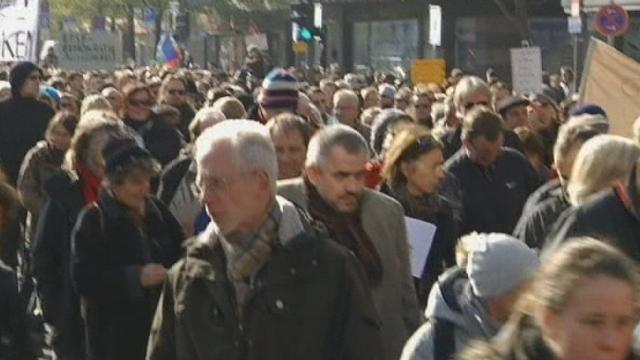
[596,4,630,37]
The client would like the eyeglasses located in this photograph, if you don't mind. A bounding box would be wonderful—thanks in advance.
[196,171,255,195]
[129,99,153,107]
[463,101,490,110]
[167,89,186,96]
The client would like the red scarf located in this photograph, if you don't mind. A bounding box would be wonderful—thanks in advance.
[77,165,102,204]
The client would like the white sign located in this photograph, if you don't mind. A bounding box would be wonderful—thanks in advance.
[429,5,442,47]
[57,32,122,71]
[245,33,269,51]
[314,3,323,29]
[568,16,582,34]
[510,46,543,95]
[563,0,640,13]
[0,0,40,62]
[405,217,437,278]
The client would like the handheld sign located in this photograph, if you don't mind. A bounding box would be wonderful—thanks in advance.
[0,0,40,62]
[595,4,629,37]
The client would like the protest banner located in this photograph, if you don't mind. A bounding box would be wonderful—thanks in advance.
[580,37,640,138]
[510,46,543,95]
[0,0,40,62]
[57,31,122,71]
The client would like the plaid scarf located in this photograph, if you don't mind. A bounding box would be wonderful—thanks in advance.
[217,201,281,316]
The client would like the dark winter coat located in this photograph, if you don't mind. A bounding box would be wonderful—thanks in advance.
[381,184,458,307]
[31,170,86,360]
[544,167,640,262]
[123,116,183,166]
[176,104,195,142]
[146,197,384,360]
[0,261,32,360]
[513,184,569,250]
[444,148,541,235]
[0,97,55,185]
[157,156,201,235]
[71,191,184,360]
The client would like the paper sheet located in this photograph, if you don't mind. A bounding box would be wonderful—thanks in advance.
[404,217,438,278]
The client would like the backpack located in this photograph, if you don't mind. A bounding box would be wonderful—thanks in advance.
[431,267,467,360]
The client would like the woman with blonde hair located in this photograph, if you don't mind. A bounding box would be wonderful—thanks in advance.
[567,135,640,206]
[459,238,640,360]
[381,124,457,305]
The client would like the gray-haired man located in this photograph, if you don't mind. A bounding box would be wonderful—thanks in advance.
[146,120,383,360]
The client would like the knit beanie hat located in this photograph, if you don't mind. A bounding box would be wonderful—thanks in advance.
[571,103,608,119]
[9,61,41,97]
[40,86,62,104]
[464,233,539,300]
[258,68,299,110]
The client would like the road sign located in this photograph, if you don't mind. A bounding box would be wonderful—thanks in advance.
[568,16,582,34]
[595,4,629,37]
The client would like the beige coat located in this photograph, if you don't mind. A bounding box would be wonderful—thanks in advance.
[277,178,422,360]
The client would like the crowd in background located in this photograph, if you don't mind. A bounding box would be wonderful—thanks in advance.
[1,46,640,360]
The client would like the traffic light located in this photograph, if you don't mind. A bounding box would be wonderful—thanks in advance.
[291,3,318,43]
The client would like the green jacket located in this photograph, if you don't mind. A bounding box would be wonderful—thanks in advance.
[146,198,384,360]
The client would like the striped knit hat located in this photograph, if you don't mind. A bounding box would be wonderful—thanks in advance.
[258,68,299,110]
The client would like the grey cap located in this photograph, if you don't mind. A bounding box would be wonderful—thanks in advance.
[465,233,539,300]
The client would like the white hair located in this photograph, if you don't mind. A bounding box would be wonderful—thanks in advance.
[305,124,370,169]
[195,120,278,192]
[333,89,359,107]
[453,76,491,113]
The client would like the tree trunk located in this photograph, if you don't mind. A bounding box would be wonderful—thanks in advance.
[154,7,164,50]
[124,4,136,63]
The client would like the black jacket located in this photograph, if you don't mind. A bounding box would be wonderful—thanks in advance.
[31,170,86,360]
[544,168,640,262]
[176,104,195,142]
[444,148,541,235]
[0,97,55,185]
[123,117,183,167]
[71,191,184,360]
[0,261,32,360]
[157,156,192,206]
[381,184,458,307]
[513,184,569,250]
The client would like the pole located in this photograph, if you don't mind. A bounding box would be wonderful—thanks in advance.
[573,34,578,79]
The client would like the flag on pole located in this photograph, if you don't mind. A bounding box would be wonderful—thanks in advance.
[579,38,640,138]
[156,34,182,69]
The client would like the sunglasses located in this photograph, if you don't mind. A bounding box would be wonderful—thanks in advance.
[167,89,186,96]
[129,99,153,107]
[463,101,490,110]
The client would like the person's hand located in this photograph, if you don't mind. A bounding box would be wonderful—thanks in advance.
[140,263,167,287]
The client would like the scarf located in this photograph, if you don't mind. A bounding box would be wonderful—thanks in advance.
[218,201,281,316]
[385,183,443,223]
[304,177,383,287]
[77,164,102,204]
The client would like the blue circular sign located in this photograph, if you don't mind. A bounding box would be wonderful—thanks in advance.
[596,4,629,37]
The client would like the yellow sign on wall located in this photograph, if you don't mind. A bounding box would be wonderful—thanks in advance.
[412,59,446,85]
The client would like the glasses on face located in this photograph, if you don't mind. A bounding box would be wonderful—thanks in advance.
[167,89,186,96]
[463,101,490,110]
[196,171,255,195]
[129,99,153,108]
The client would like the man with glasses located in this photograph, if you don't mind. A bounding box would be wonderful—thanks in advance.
[0,61,55,185]
[147,120,383,360]
[159,75,195,141]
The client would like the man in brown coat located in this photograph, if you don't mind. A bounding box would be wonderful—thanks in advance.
[278,125,423,360]
[146,120,383,360]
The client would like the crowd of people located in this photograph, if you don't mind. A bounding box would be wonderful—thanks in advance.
[1,51,640,360]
